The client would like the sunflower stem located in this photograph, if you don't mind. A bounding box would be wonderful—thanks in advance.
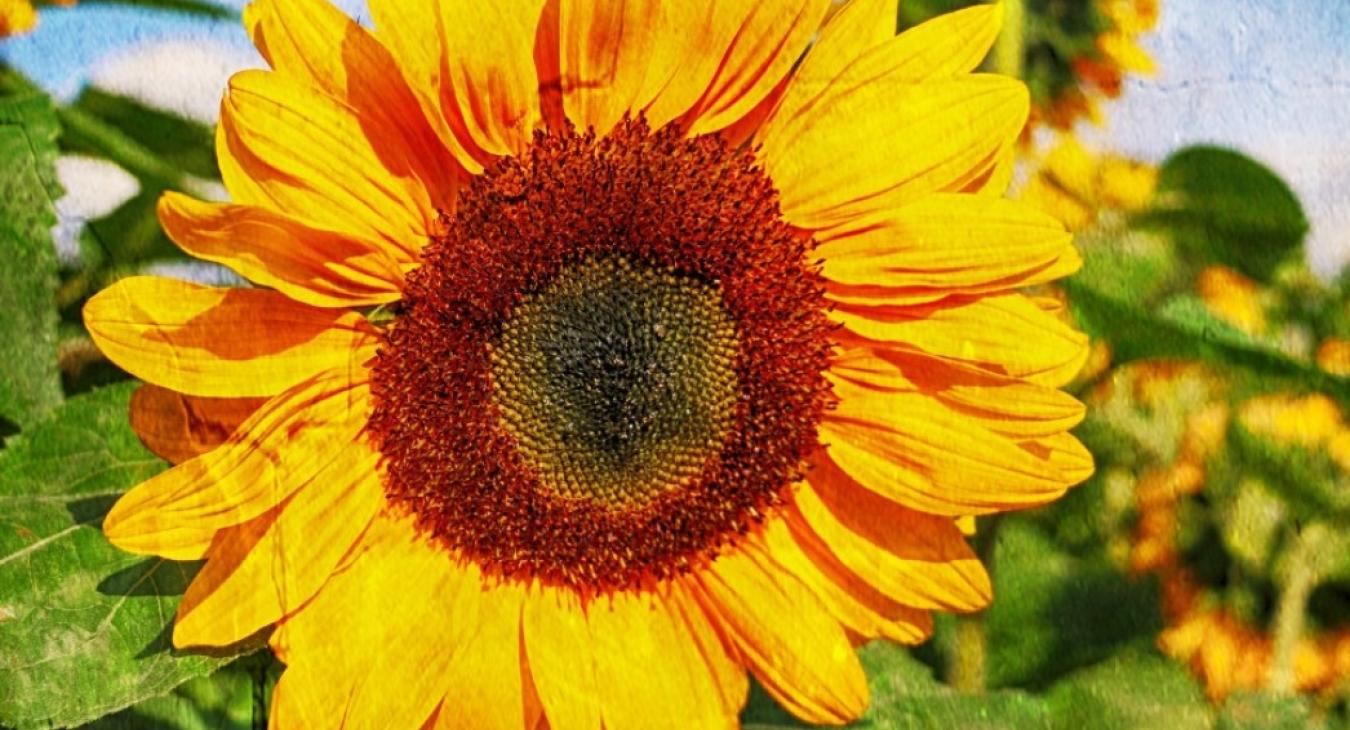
[1267,524,1323,694]
[948,515,1002,694]
[993,0,1026,80]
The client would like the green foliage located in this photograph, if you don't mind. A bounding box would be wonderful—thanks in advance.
[1144,147,1309,282]
[0,383,251,729]
[68,0,235,20]
[0,93,64,433]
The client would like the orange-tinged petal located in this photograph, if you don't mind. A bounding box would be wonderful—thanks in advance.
[103,372,372,559]
[434,572,529,730]
[761,514,932,645]
[831,293,1090,387]
[434,0,546,157]
[158,193,404,309]
[558,0,669,135]
[270,515,460,730]
[763,75,1027,231]
[821,375,1087,515]
[129,384,266,465]
[666,582,750,719]
[522,585,601,730]
[680,0,831,136]
[243,0,460,214]
[366,0,493,174]
[585,587,736,730]
[817,194,1077,296]
[828,347,1086,438]
[792,473,991,612]
[219,69,435,258]
[84,276,377,398]
[172,450,384,647]
[693,530,867,726]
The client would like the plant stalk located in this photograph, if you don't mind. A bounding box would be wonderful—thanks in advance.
[1267,525,1322,694]
[993,0,1026,80]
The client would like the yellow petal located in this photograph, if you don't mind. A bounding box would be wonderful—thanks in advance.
[680,0,831,136]
[693,529,867,725]
[158,193,404,308]
[586,587,737,730]
[817,193,1077,298]
[434,0,545,156]
[219,69,436,258]
[821,374,1088,515]
[172,450,384,647]
[84,276,377,398]
[764,75,1028,231]
[761,515,933,645]
[558,0,682,135]
[129,384,266,465]
[270,515,461,730]
[103,373,372,559]
[522,585,601,730]
[767,3,997,147]
[828,346,1086,438]
[366,0,494,174]
[831,292,1090,387]
[666,582,750,719]
[433,572,529,730]
[244,0,461,214]
[792,472,991,611]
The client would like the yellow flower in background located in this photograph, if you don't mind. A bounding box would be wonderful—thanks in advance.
[1317,337,1350,377]
[1197,265,1268,337]
[0,0,73,37]
[0,0,38,36]
[1019,135,1158,231]
[1125,380,1350,701]
[1027,0,1160,132]
[81,0,1091,726]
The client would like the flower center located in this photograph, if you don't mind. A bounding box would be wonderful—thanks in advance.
[368,118,832,590]
[491,256,739,506]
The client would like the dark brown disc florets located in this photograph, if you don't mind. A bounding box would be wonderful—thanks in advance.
[368,118,832,591]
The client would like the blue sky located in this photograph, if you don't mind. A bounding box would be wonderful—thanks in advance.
[3,0,1348,273]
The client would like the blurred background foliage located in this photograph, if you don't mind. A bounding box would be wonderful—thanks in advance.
[2,0,1349,728]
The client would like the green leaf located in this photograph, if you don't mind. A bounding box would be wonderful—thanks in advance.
[0,93,64,433]
[75,0,236,20]
[1217,692,1325,730]
[84,660,265,730]
[1042,649,1213,729]
[1064,278,1350,404]
[69,88,218,181]
[980,518,1163,689]
[0,383,251,730]
[1143,146,1309,282]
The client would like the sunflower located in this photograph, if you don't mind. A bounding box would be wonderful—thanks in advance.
[84,0,1090,726]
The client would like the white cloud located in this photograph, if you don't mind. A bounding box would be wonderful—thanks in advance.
[52,155,140,267]
[89,38,262,124]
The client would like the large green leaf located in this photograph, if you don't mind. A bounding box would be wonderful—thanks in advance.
[0,383,250,729]
[1142,146,1309,282]
[84,659,269,730]
[0,93,64,433]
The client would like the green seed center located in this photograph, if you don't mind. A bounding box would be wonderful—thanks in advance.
[490,257,739,506]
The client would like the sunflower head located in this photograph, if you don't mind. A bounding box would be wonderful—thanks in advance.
[82,0,1092,725]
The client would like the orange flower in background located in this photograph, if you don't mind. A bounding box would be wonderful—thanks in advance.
[83,0,1091,726]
